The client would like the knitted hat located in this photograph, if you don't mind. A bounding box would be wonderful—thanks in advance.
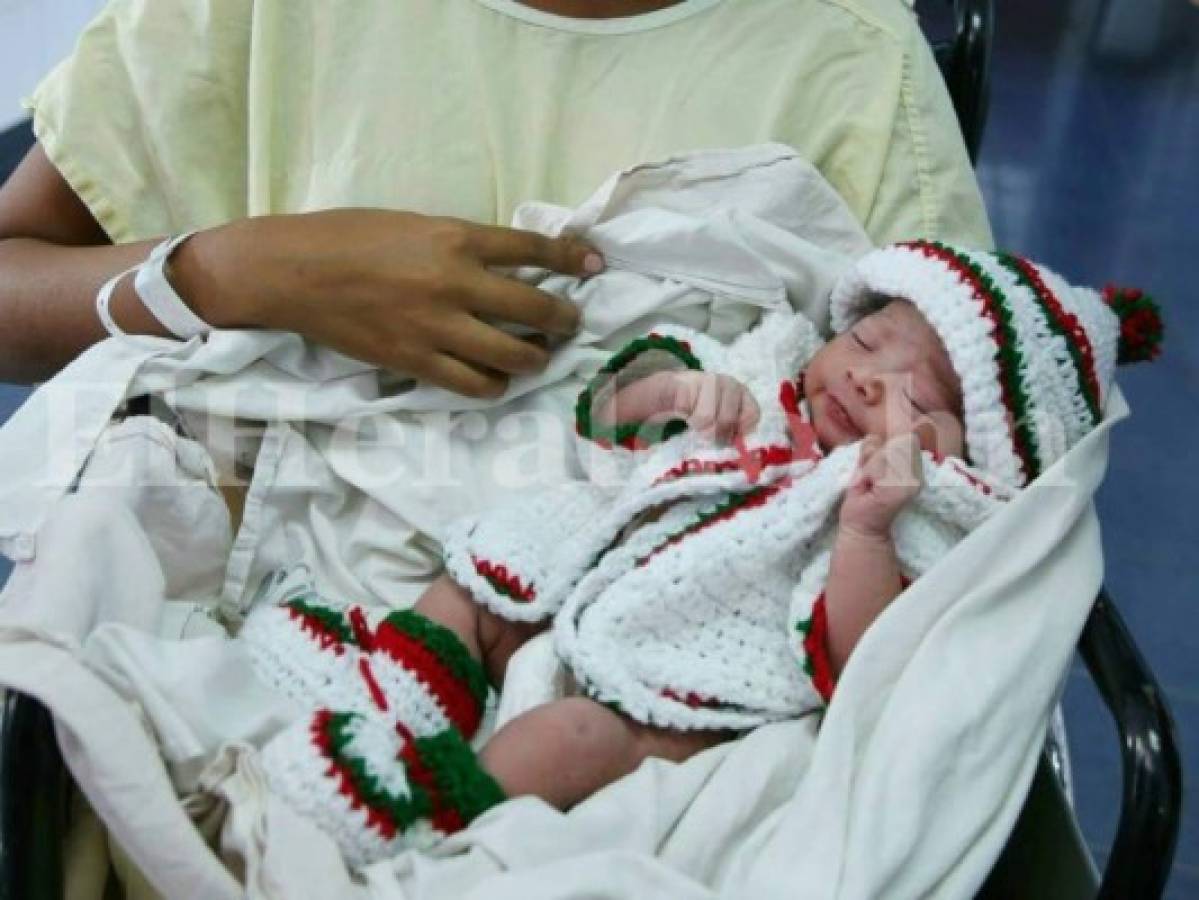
[830,240,1163,487]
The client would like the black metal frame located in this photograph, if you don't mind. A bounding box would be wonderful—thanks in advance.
[930,0,994,163]
[0,3,1184,897]
[1077,592,1183,899]
[0,690,69,900]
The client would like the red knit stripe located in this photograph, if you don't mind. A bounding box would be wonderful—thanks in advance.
[660,687,724,709]
[800,594,836,703]
[651,444,797,487]
[348,606,376,652]
[310,710,400,841]
[470,555,537,602]
[1009,255,1102,417]
[358,657,390,713]
[372,624,483,737]
[950,461,994,496]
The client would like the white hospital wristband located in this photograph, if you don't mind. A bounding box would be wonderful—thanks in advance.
[133,231,213,339]
[95,265,141,337]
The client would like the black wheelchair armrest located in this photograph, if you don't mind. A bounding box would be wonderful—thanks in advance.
[931,0,994,164]
[1077,589,1183,899]
[0,690,68,900]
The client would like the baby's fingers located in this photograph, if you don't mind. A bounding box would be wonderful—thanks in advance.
[736,389,761,440]
[688,374,722,437]
[714,376,748,443]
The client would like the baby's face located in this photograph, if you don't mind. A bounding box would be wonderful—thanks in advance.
[804,299,964,455]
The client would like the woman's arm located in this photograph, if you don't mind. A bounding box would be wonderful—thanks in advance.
[0,146,165,381]
[0,144,601,393]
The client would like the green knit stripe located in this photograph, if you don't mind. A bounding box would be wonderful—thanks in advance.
[412,729,506,824]
[995,252,1101,425]
[379,610,489,709]
[322,711,432,826]
[286,597,356,645]
[575,333,702,447]
[907,241,1042,481]
[636,482,781,567]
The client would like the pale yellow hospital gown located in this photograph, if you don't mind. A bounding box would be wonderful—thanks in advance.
[26,0,991,249]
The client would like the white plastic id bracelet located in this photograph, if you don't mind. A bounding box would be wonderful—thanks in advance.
[133,231,212,339]
[95,265,141,337]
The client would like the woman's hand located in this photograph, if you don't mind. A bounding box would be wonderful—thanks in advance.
[599,371,760,444]
[172,209,603,399]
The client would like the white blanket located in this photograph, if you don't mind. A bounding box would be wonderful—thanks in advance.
[0,143,1117,898]
[0,398,1119,899]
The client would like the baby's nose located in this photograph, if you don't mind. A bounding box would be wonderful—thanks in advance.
[848,368,883,404]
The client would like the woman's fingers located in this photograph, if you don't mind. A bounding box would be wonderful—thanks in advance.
[469,225,603,278]
[418,352,510,400]
[464,270,582,337]
[433,313,552,377]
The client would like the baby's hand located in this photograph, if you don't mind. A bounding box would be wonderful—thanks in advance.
[599,371,760,444]
[839,432,923,537]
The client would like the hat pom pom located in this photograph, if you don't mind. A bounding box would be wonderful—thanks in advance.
[1102,285,1163,364]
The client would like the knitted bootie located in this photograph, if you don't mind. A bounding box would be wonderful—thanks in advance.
[241,568,377,714]
[262,708,505,869]
[365,610,490,740]
[244,570,490,738]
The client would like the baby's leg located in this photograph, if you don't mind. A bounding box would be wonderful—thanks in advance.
[414,574,545,687]
[479,697,734,810]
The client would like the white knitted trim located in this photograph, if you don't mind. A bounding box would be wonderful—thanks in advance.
[831,245,1026,488]
[787,548,835,691]
[442,517,566,624]
[242,602,371,714]
[577,323,728,441]
[913,454,1011,531]
[1040,269,1119,410]
[366,657,456,737]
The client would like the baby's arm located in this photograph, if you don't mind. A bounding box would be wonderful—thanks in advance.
[599,371,760,444]
[824,433,922,674]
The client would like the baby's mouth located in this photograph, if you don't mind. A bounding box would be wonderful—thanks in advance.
[826,392,859,437]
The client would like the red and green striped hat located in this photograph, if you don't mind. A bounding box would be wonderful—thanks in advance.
[830,241,1163,487]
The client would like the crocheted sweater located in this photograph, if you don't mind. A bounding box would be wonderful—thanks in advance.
[442,311,1010,731]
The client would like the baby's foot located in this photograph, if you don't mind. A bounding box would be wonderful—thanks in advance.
[241,567,378,715]
[366,610,491,739]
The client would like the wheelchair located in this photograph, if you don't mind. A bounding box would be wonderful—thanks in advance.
[0,1,1182,897]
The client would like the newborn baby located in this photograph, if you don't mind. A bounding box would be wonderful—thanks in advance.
[242,240,1160,868]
